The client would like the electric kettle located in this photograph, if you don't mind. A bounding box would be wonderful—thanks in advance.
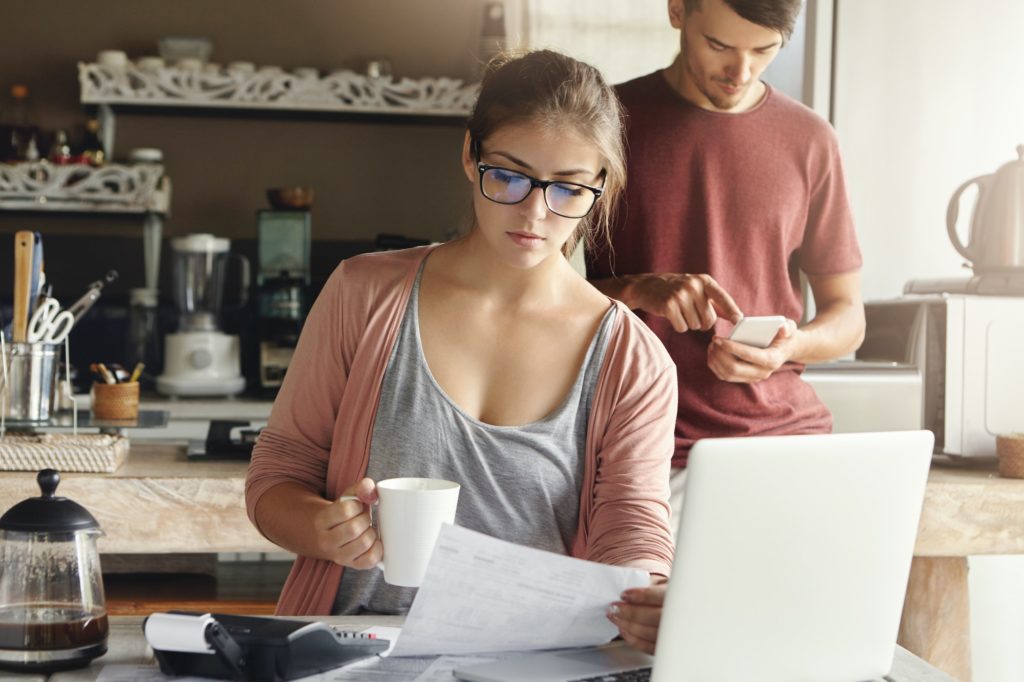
[0,469,108,672]
[947,145,1024,273]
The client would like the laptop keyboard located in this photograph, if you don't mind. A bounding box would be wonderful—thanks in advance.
[569,668,652,682]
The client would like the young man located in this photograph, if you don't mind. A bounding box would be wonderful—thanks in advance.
[598,0,866,652]
[589,0,864,468]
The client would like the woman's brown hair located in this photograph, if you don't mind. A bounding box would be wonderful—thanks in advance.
[466,49,625,258]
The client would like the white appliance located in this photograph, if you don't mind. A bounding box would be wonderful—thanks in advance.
[156,234,249,397]
[854,293,1024,458]
[802,361,922,435]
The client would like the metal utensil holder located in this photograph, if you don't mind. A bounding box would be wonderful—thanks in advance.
[0,331,77,439]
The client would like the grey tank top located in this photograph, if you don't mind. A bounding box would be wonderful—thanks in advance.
[333,264,616,615]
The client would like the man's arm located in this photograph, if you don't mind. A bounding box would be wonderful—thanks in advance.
[590,273,743,332]
[707,271,865,383]
[787,271,865,364]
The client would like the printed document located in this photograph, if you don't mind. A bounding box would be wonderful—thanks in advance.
[391,524,648,657]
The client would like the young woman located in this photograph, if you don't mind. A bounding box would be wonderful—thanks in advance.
[245,50,675,654]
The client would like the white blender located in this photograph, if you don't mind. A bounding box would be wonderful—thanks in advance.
[156,234,249,397]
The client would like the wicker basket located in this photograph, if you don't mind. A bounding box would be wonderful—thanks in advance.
[0,433,130,473]
[91,382,140,421]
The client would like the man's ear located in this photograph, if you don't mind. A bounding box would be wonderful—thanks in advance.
[668,0,686,30]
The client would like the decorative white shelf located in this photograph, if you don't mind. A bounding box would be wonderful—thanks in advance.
[0,162,170,214]
[79,60,479,117]
[0,162,170,290]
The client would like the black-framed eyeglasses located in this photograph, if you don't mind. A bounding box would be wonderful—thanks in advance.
[472,141,604,219]
[476,164,604,219]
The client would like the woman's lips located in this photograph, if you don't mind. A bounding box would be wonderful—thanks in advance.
[507,231,545,248]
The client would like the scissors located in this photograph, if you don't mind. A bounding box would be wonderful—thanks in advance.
[27,297,75,345]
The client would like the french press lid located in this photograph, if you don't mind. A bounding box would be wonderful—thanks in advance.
[0,469,100,532]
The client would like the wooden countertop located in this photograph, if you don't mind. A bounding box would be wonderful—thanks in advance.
[0,442,276,554]
[1,446,1023,557]
[916,456,1024,556]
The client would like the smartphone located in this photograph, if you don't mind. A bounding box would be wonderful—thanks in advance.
[727,315,788,348]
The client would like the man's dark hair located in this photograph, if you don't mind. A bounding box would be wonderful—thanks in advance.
[684,0,803,41]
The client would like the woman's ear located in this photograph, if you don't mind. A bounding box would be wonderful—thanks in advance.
[461,131,477,184]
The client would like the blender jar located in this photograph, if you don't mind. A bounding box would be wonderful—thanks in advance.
[170,233,249,332]
[0,469,108,672]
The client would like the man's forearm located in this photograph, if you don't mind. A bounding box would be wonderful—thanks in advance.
[790,300,866,365]
[590,274,649,310]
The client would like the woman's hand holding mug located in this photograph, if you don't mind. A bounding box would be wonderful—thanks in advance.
[313,477,383,569]
[323,477,461,586]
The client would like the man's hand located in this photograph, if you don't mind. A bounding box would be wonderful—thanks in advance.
[707,318,800,383]
[624,273,743,332]
[606,578,668,654]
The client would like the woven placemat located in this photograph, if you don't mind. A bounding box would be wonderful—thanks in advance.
[0,433,130,473]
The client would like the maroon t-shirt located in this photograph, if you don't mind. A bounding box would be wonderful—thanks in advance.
[588,71,863,467]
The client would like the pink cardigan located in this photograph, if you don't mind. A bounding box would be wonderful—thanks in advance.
[245,246,677,615]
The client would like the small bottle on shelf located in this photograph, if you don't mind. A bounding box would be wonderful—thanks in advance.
[24,131,40,162]
[6,84,38,162]
[80,118,106,166]
[49,129,72,164]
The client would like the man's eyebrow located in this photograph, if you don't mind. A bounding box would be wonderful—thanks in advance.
[703,33,780,51]
[704,33,732,49]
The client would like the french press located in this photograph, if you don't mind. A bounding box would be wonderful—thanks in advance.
[0,469,108,672]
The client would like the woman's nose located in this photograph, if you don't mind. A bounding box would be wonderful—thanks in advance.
[519,186,550,219]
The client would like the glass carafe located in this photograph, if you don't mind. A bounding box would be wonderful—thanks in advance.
[0,470,107,672]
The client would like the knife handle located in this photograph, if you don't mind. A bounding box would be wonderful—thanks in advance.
[12,230,34,343]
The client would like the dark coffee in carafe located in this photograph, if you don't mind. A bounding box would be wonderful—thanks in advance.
[0,608,108,650]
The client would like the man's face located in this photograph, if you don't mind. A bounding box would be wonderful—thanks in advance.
[669,0,784,112]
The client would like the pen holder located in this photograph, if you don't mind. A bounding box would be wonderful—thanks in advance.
[91,381,140,421]
[2,342,60,421]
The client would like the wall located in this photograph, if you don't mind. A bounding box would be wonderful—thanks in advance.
[833,3,1024,681]
[0,0,484,243]
[832,0,1024,303]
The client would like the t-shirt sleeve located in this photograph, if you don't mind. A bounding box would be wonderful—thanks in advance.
[799,132,863,277]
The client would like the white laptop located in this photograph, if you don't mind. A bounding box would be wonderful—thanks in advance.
[454,430,934,682]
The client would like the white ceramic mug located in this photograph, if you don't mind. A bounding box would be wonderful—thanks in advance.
[339,477,460,587]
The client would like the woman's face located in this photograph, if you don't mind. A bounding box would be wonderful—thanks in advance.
[461,122,604,270]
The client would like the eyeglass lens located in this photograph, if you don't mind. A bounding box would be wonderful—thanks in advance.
[481,168,596,218]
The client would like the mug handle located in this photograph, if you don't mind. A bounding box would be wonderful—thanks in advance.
[336,494,385,574]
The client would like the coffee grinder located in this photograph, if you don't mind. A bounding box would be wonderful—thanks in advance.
[156,234,249,397]
[255,210,311,393]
